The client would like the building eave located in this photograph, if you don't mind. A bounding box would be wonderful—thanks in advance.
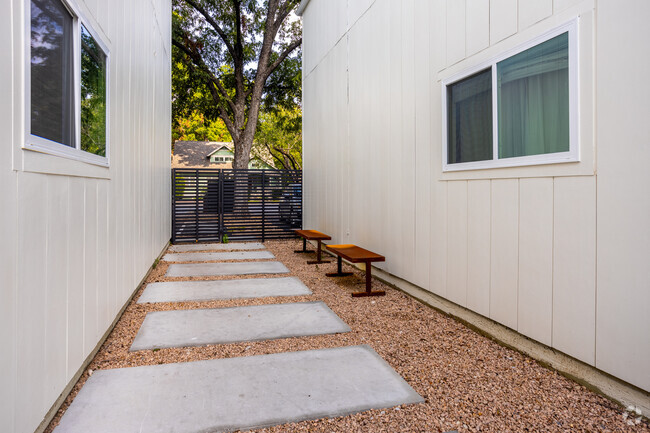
[296,0,310,16]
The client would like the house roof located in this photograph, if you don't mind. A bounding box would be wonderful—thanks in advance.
[172,141,233,168]
[172,140,276,169]
[206,144,233,157]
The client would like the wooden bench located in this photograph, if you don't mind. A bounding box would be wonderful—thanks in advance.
[294,230,332,264]
[325,244,386,297]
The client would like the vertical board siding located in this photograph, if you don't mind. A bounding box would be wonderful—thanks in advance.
[466,180,491,317]
[490,179,519,330]
[553,176,596,365]
[16,173,48,433]
[44,176,70,408]
[466,0,490,56]
[413,0,432,287]
[595,0,650,391]
[490,0,518,44]
[518,0,552,30]
[445,0,466,65]
[0,1,172,431]
[301,0,650,395]
[518,178,553,346]
[447,181,468,306]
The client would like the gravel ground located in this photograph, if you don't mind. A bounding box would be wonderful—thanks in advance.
[45,240,649,433]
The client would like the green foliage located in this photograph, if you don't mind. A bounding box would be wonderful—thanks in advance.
[171,0,302,166]
[80,25,106,156]
[253,106,302,170]
[173,111,232,142]
[221,233,229,243]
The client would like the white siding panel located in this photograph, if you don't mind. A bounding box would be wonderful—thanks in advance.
[3,1,171,431]
[15,173,48,433]
[447,181,468,306]
[432,0,446,72]
[0,6,17,430]
[518,178,553,346]
[66,178,85,379]
[399,0,416,280]
[595,0,650,391]
[83,182,99,358]
[490,0,518,44]
[466,0,490,56]
[44,176,70,406]
[349,0,375,28]
[387,0,404,275]
[490,179,519,330]
[302,0,347,77]
[519,0,552,30]
[467,180,491,317]
[430,181,448,297]
[553,176,596,365]
[553,0,582,14]
[413,0,431,287]
[446,0,466,65]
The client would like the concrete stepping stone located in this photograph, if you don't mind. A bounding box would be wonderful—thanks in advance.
[130,301,349,351]
[166,261,289,277]
[138,277,311,304]
[53,345,424,433]
[169,242,265,252]
[163,250,275,262]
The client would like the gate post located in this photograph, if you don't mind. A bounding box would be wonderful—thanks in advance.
[261,170,266,243]
[194,169,199,242]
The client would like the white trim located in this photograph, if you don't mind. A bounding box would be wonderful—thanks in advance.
[442,19,579,172]
[24,0,111,168]
[296,0,311,16]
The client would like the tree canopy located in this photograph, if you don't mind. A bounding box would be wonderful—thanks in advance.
[172,0,302,168]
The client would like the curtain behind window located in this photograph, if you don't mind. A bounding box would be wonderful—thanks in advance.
[497,32,570,158]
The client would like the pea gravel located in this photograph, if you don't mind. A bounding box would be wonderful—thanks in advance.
[45,240,650,433]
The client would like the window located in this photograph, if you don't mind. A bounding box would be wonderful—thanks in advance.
[27,0,109,165]
[442,22,578,171]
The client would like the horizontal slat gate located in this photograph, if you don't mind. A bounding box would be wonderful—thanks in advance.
[172,169,302,243]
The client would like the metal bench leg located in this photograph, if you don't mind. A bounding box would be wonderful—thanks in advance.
[326,255,353,277]
[352,261,385,297]
[307,240,331,264]
[294,237,314,254]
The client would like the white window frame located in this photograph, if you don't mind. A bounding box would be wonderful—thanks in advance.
[442,19,579,172]
[24,0,111,167]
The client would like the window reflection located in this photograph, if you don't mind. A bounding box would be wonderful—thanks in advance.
[31,0,74,147]
[81,25,107,157]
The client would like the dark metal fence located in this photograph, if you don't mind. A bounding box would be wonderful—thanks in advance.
[172,168,302,243]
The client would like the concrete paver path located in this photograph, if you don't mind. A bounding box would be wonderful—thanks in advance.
[130,301,350,351]
[138,276,311,303]
[163,250,274,262]
[53,345,423,433]
[169,242,265,252]
[166,261,289,277]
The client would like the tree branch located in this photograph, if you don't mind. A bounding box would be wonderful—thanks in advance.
[172,37,238,115]
[266,38,302,79]
[183,0,235,58]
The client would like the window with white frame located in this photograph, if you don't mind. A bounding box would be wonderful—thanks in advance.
[442,21,578,171]
[28,0,109,165]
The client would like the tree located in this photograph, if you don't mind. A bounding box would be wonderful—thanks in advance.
[253,106,301,170]
[173,111,232,142]
[172,0,302,169]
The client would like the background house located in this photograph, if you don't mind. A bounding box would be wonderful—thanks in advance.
[0,1,171,432]
[298,0,650,408]
[172,140,275,169]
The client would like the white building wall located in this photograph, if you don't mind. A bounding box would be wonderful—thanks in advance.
[301,0,650,393]
[0,0,172,432]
